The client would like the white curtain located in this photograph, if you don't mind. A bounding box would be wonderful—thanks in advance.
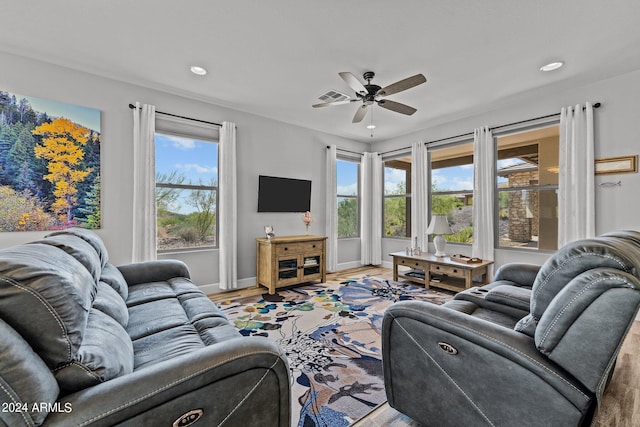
[219,121,238,290]
[472,126,495,265]
[361,152,383,265]
[325,145,338,272]
[558,103,595,247]
[411,142,429,252]
[131,102,157,262]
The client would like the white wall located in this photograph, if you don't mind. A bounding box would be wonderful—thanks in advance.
[3,51,638,287]
[373,68,640,270]
[0,51,369,289]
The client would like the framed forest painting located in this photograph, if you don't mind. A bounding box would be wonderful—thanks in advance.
[0,91,101,231]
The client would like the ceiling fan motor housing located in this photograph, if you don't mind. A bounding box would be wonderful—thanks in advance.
[358,71,381,104]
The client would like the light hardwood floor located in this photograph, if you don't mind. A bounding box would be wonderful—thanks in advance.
[210,267,640,426]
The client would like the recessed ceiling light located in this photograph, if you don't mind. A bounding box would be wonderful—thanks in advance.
[540,61,564,72]
[367,124,376,129]
[190,65,207,76]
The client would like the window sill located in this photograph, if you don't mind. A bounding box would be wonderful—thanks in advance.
[158,247,218,256]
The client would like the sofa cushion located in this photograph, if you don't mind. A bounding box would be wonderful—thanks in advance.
[32,233,103,282]
[93,281,129,327]
[101,262,129,301]
[0,243,96,368]
[54,308,134,394]
[47,227,109,268]
[0,241,133,395]
[0,319,59,427]
[127,278,240,369]
[515,236,640,337]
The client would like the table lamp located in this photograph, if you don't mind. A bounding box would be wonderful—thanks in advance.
[427,215,452,257]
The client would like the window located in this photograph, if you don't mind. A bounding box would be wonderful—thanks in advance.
[496,125,559,251]
[336,158,359,238]
[384,157,411,237]
[155,133,218,252]
[430,142,474,244]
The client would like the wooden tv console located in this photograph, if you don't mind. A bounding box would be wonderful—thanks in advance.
[256,235,327,294]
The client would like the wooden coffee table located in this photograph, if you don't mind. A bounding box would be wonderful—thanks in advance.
[390,251,493,292]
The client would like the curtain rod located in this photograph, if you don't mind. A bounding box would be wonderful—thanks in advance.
[128,103,222,127]
[378,102,601,156]
[327,145,363,156]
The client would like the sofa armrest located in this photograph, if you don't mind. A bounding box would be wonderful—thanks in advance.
[117,259,191,285]
[43,337,290,427]
[382,301,591,426]
[485,285,532,311]
[493,263,540,287]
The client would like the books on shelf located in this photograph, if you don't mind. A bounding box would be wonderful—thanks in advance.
[404,269,425,279]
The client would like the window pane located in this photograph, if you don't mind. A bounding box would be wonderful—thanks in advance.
[430,142,474,244]
[496,125,559,251]
[431,193,474,244]
[157,188,217,251]
[384,196,407,237]
[155,132,218,251]
[498,188,557,250]
[384,166,407,196]
[155,133,218,185]
[337,159,359,237]
[383,159,411,238]
[337,197,358,238]
[337,160,358,196]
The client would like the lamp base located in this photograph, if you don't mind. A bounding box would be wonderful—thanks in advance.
[433,234,447,257]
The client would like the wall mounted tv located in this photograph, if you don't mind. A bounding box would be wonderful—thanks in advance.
[257,175,311,212]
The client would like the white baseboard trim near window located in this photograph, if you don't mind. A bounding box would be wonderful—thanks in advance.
[333,261,363,272]
[200,277,256,296]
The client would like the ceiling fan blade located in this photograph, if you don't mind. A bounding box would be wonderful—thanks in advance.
[339,72,368,95]
[352,105,369,123]
[312,99,356,108]
[377,74,427,97]
[377,99,417,115]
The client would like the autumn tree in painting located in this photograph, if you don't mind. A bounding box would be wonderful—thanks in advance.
[33,118,92,226]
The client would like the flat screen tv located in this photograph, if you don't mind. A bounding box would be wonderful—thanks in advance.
[257,175,311,212]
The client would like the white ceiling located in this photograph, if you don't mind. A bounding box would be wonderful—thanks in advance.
[2,1,640,142]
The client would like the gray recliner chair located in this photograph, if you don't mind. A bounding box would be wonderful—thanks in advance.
[382,231,640,426]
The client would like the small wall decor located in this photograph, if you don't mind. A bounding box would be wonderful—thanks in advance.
[0,90,101,231]
[595,155,638,175]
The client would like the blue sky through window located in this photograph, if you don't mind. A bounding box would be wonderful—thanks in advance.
[155,134,218,185]
[337,160,358,195]
[155,133,218,215]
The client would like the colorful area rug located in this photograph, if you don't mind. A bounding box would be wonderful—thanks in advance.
[218,275,453,427]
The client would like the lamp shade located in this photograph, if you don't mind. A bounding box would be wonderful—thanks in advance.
[427,215,452,235]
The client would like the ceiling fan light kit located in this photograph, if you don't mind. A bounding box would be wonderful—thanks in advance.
[313,71,427,128]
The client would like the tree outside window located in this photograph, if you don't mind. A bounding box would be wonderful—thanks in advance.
[384,158,411,238]
[430,142,474,244]
[337,159,359,238]
[155,133,218,251]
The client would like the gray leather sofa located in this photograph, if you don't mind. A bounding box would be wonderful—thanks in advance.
[0,228,290,427]
[382,231,640,426]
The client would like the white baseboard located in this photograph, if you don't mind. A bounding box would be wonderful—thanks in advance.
[333,261,363,272]
[200,277,256,296]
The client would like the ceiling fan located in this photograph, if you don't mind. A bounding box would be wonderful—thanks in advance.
[313,71,427,123]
